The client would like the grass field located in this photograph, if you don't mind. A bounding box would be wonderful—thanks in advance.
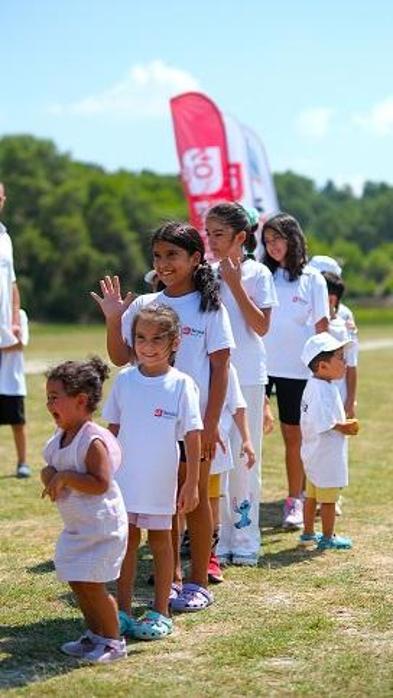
[1,321,393,697]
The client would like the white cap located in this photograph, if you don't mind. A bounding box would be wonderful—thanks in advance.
[144,269,157,285]
[301,331,351,367]
[309,255,342,276]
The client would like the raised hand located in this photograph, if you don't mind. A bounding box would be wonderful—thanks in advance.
[90,275,135,321]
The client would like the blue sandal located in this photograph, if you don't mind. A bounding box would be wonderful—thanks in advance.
[134,610,173,641]
[118,610,138,638]
[170,582,214,613]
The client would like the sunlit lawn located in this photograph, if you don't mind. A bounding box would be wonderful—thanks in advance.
[1,321,393,697]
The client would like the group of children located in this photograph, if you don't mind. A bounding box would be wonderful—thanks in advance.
[39,206,359,663]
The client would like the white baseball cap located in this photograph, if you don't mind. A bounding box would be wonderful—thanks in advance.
[309,255,342,277]
[301,332,351,367]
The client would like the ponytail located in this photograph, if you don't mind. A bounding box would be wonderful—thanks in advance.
[193,261,221,312]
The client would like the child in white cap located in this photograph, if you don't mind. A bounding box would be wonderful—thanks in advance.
[299,332,359,550]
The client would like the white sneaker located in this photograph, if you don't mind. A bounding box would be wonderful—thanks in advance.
[83,637,127,663]
[282,497,303,530]
[61,630,98,657]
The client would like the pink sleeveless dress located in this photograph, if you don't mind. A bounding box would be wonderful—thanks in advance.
[43,421,128,582]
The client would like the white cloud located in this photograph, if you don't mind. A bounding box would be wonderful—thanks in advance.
[353,97,393,136]
[49,60,200,119]
[295,107,334,140]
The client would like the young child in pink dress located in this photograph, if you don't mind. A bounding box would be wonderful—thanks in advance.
[41,356,128,664]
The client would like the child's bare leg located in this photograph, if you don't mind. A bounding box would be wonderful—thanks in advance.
[149,529,173,616]
[210,497,219,530]
[70,581,119,639]
[117,524,140,615]
[280,423,304,497]
[171,512,182,584]
[186,458,212,588]
[303,497,317,535]
[320,503,335,539]
[12,424,27,463]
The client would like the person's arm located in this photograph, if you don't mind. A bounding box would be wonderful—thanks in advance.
[233,407,256,469]
[90,275,135,366]
[344,366,357,418]
[11,282,21,339]
[315,317,329,333]
[41,465,57,488]
[333,418,359,436]
[202,349,230,461]
[263,395,275,435]
[219,258,271,335]
[177,430,201,514]
[42,439,111,501]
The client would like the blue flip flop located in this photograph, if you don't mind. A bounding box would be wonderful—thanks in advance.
[170,582,214,613]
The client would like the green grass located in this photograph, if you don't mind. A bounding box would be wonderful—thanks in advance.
[1,323,393,696]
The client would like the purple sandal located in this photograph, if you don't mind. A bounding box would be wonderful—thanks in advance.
[170,582,214,613]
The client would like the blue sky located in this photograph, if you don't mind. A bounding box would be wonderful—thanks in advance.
[2,0,393,193]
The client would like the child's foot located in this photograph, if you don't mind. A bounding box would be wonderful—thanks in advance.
[118,610,137,637]
[16,463,31,478]
[298,532,323,547]
[83,637,127,663]
[60,630,98,657]
[208,553,224,583]
[317,534,352,550]
[282,497,303,530]
[134,610,173,641]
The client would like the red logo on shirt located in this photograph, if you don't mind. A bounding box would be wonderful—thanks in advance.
[154,408,163,417]
[292,295,307,304]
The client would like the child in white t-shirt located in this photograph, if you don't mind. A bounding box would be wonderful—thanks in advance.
[299,333,359,550]
[102,305,203,640]
[208,363,255,582]
[206,202,278,567]
[0,309,30,477]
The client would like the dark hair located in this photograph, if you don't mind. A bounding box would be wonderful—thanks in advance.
[261,213,307,281]
[308,349,336,373]
[46,356,109,412]
[131,305,181,365]
[322,271,345,311]
[207,202,257,258]
[151,221,221,312]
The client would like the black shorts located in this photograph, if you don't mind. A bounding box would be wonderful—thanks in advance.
[266,377,307,426]
[0,395,26,425]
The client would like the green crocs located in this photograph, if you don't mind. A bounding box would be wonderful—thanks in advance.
[134,610,173,641]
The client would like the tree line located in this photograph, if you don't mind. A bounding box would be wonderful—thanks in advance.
[0,135,392,321]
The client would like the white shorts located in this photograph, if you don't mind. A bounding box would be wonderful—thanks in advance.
[127,512,172,530]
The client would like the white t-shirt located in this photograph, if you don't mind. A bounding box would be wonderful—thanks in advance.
[264,267,329,379]
[0,309,28,396]
[0,224,18,348]
[121,291,235,417]
[211,364,246,475]
[300,376,348,488]
[102,366,203,515]
[213,258,278,386]
[328,315,358,404]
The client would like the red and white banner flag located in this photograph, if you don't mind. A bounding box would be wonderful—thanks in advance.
[170,92,232,243]
[223,113,254,208]
[240,124,279,219]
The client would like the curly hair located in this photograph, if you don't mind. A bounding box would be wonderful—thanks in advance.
[261,213,307,281]
[151,221,221,312]
[207,202,258,258]
[46,356,109,412]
